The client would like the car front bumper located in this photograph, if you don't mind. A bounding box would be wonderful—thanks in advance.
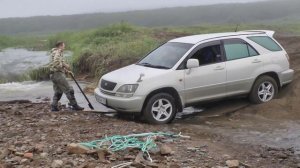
[279,69,294,86]
[94,88,145,113]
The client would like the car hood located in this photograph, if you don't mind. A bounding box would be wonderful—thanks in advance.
[102,64,169,84]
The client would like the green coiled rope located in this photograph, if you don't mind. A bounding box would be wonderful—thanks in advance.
[80,132,176,153]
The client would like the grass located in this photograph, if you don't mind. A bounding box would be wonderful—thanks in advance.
[1,22,300,82]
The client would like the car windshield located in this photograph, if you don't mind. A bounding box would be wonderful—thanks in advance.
[137,42,193,69]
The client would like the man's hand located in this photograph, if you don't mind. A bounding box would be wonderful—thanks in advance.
[67,70,74,77]
[63,64,71,71]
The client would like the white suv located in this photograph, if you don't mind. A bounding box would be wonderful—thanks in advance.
[94,30,294,124]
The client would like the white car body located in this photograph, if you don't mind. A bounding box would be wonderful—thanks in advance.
[94,30,294,123]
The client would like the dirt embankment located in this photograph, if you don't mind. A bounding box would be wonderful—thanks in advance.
[0,35,300,168]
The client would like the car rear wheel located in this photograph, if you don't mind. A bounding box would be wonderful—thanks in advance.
[249,75,278,104]
[143,93,177,124]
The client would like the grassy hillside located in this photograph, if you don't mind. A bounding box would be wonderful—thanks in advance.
[0,0,299,35]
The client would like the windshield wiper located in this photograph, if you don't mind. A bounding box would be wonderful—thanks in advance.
[138,63,169,69]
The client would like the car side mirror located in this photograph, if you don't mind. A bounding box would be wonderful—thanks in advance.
[186,59,199,69]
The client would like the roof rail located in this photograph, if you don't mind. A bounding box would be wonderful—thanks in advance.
[239,30,275,37]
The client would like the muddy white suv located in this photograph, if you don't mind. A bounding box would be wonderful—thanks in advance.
[94,30,294,124]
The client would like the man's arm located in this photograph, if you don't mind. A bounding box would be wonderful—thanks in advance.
[53,49,71,71]
[52,50,63,70]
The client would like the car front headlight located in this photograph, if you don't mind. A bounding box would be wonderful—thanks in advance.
[115,84,139,98]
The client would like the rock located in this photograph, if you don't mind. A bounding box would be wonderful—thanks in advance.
[169,164,181,168]
[15,152,24,156]
[143,160,159,168]
[78,158,85,162]
[222,154,232,159]
[297,163,300,168]
[187,147,198,152]
[276,152,288,159]
[226,160,240,168]
[8,147,17,152]
[67,143,90,154]
[12,156,22,162]
[14,141,23,147]
[42,97,50,101]
[187,159,195,163]
[20,158,29,164]
[64,160,75,168]
[124,154,136,160]
[23,153,33,159]
[97,149,110,163]
[96,133,102,138]
[35,144,44,152]
[149,147,160,155]
[240,161,252,168]
[160,144,173,155]
[55,147,63,155]
[134,152,145,164]
[78,163,97,168]
[40,152,48,158]
[0,149,10,159]
[51,160,63,168]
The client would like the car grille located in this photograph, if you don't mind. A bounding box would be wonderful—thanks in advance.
[100,79,117,91]
[100,89,116,96]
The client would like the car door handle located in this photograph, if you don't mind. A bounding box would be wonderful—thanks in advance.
[214,66,225,70]
[252,59,262,63]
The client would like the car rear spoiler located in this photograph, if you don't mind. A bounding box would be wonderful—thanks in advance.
[239,30,275,37]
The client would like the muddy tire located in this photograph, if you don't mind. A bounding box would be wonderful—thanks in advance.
[143,93,177,124]
[249,75,278,104]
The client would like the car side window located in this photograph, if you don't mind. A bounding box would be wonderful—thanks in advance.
[248,36,282,51]
[190,44,222,66]
[224,40,258,61]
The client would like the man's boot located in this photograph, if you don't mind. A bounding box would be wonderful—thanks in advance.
[51,92,63,112]
[66,89,84,111]
[71,104,84,111]
[51,105,60,112]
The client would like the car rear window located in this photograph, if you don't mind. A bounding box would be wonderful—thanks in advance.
[248,36,282,51]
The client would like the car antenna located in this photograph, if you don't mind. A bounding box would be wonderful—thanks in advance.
[234,24,240,32]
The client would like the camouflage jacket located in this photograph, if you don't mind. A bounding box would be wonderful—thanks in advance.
[49,48,66,72]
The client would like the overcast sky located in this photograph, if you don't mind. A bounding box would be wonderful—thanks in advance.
[0,0,268,19]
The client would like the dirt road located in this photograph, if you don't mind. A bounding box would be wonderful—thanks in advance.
[0,35,300,168]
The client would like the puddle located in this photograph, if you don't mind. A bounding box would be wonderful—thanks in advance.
[176,107,204,119]
[215,120,300,154]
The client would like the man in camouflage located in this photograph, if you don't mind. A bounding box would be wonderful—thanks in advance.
[49,41,84,111]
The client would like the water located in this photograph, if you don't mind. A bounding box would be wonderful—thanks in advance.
[0,48,111,112]
[0,48,71,82]
[0,80,113,112]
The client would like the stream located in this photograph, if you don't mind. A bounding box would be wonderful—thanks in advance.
[0,48,111,112]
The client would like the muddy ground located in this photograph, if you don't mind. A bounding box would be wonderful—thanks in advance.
[0,35,300,168]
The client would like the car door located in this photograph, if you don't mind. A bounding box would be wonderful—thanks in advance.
[183,40,227,104]
[223,38,263,96]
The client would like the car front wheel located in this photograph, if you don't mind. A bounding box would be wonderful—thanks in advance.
[143,93,177,124]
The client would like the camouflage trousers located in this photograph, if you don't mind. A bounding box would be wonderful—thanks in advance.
[50,72,77,107]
